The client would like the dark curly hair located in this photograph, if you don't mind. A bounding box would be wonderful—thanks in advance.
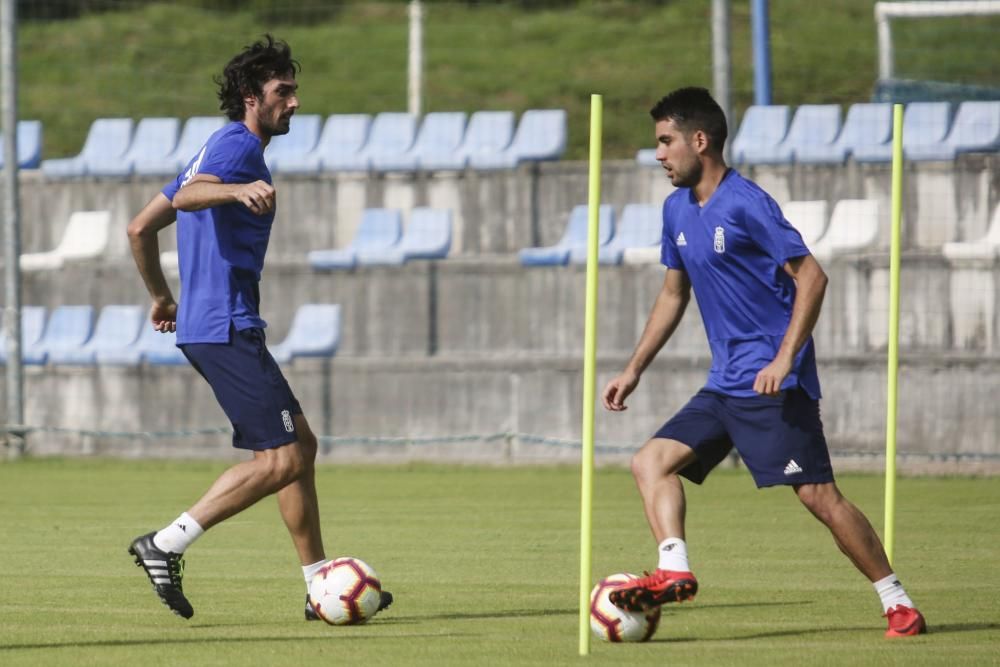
[216,34,301,121]
[649,87,728,154]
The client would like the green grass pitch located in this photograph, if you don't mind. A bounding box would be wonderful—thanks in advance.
[1,459,997,666]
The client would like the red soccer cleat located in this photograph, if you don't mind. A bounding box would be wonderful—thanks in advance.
[608,569,698,612]
[885,605,927,638]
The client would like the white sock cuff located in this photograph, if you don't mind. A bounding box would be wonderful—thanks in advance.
[873,573,901,593]
[302,559,330,584]
[178,512,204,538]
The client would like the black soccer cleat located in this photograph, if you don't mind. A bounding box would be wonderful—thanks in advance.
[305,590,394,621]
[128,532,194,619]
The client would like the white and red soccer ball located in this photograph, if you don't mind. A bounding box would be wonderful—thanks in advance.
[590,573,661,642]
[308,557,383,625]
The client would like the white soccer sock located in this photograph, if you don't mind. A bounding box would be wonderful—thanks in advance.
[303,559,330,592]
[873,573,915,613]
[656,537,691,572]
[152,512,204,554]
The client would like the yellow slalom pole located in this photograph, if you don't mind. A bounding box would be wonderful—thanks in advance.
[884,103,904,565]
[578,93,602,657]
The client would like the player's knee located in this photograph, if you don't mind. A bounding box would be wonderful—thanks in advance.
[630,444,666,486]
[266,445,306,487]
[795,483,839,522]
[298,431,318,465]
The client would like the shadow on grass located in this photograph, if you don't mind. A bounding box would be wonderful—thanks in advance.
[649,621,999,642]
[0,631,469,652]
[380,607,578,625]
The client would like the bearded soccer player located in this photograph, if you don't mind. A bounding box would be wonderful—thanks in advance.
[124,35,391,621]
[601,87,925,638]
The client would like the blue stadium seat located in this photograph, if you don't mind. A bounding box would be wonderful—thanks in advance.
[23,305,94,365]
[853,102,952,163]
[748,105,841,164]
[0,120,43,169]
[308,208,403,270]
[90,117,180,177]
[265,114,323,172]
[582,203,661,265]
[291,114,372,174]
[423,111,514,171]
[49,305,144,365]
[635,148,659,167]
[520,205,615,266]
[328,113,415,172]
[42,118,134,179]
[98,322,185,366]
[730,105,789,165]
[357,208,453,265]
[269,304,341,364]
[470,109,567,169]
[906,101,1000,161]
[135,116,226,176]
[796,103,892,164]
[0,306,47,365]
[372,112,467,172]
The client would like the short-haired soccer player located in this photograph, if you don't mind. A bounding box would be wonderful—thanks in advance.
[601,87,925,637]
[124,35,390,621]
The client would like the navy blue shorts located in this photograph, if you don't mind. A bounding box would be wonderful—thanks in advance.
[654,389,834,488]
[181,327,302,451]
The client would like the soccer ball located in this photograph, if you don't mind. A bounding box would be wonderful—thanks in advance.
[589,573,661,642]
[308,557,383,625]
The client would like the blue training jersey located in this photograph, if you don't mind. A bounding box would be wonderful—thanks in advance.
[162,121,273,344]
[660,169,821,399]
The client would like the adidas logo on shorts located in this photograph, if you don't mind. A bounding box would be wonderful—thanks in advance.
[783,459,803,476]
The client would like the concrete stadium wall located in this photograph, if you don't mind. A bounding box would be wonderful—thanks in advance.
[5,158,1000,463]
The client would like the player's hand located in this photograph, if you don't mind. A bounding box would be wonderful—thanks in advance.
[150,298,178,333]
[236,180,276,215]
[753,356,793,396]
[602,371,640,411]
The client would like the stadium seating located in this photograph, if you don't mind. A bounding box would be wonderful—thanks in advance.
[281,114,373,174]
[308,208,403,270]
[20,210,111,272]
[41,118,133,178]
[265,113,322,172]
[0,119,43,169]
[519,204,615,266]
[98,322,185,366]
[906,101,1000,161]
[783,200,828,246]
[571,203,660,265]
[635,148,659,167]
[23,305,94,365]
[747,105,841,165]
[810,199,880,259]
[942,202,1000,260]
[622,246,662,264]
[269,304,341,364]
[0,306,47,364]
[89,117,180,177]
[372,112,467,172]
[854,102,952,163]
[469,109,568,169]
[730,105,789,165]
[331,112,415,172]
[796,103,892,164]
[357,208,453,265]
[423,111,514,171]
[135,116,226,176]
[49,305,145,365]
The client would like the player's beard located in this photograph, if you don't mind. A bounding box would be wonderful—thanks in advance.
[257,105,292,138]
[669,157,702,189]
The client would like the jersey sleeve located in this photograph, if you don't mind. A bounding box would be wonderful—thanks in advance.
[743,194,810,264]
[659,198,684,269]
[196,132,258,183]
[161,173,182,201]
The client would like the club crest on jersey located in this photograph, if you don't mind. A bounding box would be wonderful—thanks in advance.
[713,226,726,254]
[281,409,294,433]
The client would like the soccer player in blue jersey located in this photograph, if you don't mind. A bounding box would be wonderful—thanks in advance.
[601,87,925,637]
[123,35,390,621]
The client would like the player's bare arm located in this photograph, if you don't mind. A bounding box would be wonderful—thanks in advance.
[173,173,276,216]
[753,254,828,396]
[126,193,179,332]
[602,268,691,411]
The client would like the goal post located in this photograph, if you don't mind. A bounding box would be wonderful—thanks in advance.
[875,1,1000,80]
